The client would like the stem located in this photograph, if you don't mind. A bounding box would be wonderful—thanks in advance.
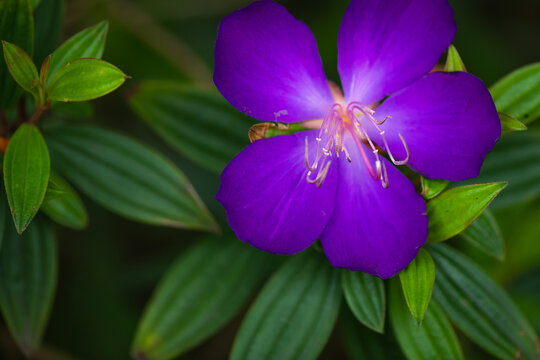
[29,105,48,125]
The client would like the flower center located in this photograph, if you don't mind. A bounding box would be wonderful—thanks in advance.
[304,101,410,188]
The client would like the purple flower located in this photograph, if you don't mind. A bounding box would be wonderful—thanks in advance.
[214,0,500,278]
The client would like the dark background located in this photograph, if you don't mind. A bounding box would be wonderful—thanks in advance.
[1,0,539,359]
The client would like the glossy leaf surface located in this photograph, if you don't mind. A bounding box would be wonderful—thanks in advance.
[3,124,50,234]
[48,20,108,82]
[390,279,463,360]
[342,270,385,333]
[2,41,39,96]
[41,172,88,229]
[231,252,341,360]
[491,63,540,124]
[45,124,217,231]
[460,210,504,260]
[0,215,57,356]
[430,244,539,359]
[464,132,540,209]
[132,238,275,360]
[427,183,506,243]
[398,249,436,324]
[47,59,126,102]
[129,81,254,173]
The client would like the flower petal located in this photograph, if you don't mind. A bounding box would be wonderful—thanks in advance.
[338,0,456,105]
[217,131,337,254]
[321,144,427,278]
[214,0,334,123]
[368,72,501,181]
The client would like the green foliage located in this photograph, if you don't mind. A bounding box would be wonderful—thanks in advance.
[426,183,506,243]
[47,58,127,102]
[444,45,466,72]
[132,238,276,360]
[48,20,108,82]
[230,251,341,360]
[33,0,64,64]
[340,312,405,360]
[0,0,33,110]
[429,244,539,359]
[389,279,464,360]
[467,132,540,209]
[491,63,540,124]
[44,124,218,231]
[3,123,50,234]
[398,249,435,325]
[2,41,39,96]
[0,213,57,356]
[341,269,385,333]
[129,81,255,173]
[460,209,504,260]
[420,177,449,200]
[41,172,88,229]
[0,0,538,358]
[499,112,527,134]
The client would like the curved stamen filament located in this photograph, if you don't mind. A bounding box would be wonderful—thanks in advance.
[379,131,410,165]
[347,102,410,166]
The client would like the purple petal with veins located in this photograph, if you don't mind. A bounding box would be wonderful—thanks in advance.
[214,0,500,278]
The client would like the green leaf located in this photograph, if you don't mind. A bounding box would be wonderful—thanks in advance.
[389,279,464,360]
[47,58,127,102]
[41,172,88,229]
[39,54,50,85]
[340,309,405,360]
[429,244,540,359]
[463,132,540,209]
[460,209,504,260]
[342,270,385,333]
[43,171,65,199]
[3,124,51,234]
[0,215,57,356]
[44,124,217,231]
[490,63,540,124]
[129,81,255,174]
[398,249,435,324]
[131,238,276,360]
[33,0,65,64]
[421,177,449,200]
[231,251,341,360]
[499,112,527,135]
[48,20,108,82]
[444,45,466,72]
[0,0,34,110]
[2,41,39,96]
[426,183,506,243]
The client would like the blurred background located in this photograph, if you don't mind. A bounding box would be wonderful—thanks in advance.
[1,0,539,358]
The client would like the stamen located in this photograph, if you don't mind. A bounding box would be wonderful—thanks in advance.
[380,161,389,188]
[305,136,316,172]
[379,132,410,165]
[304,99,407,189]
[348,102,410,166]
